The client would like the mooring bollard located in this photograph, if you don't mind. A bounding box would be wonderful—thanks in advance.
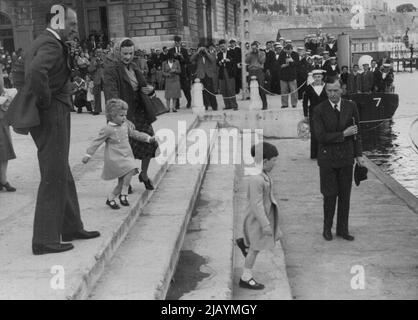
[192,78,205,113]
[249,76,262,111]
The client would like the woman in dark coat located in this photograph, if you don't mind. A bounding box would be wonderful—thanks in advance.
[104,38,158,190]
[303,69,328,159]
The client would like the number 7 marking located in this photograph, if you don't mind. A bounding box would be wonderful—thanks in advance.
[373,98,382,107]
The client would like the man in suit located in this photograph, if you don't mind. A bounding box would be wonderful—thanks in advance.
[229,39,242,94]
[360,63,375,93]
[371,60,383,92]
[321,51,331,70]
[269,43,283,94]
[323,56,340,80]
[325,36,338,57]
[21,6,99,255]
[346,64,362,94]
[313,78,366,242]
[245,42,268,110]
[217,39,238,110]
[169,36,192,109]
[191,44,218,111]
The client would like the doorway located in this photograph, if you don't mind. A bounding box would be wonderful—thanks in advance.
[84,0,109,42]
[0,12,14,53]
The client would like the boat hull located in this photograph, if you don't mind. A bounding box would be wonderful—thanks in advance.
[344,93,399,122]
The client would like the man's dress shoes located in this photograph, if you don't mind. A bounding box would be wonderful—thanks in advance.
[62,230,101,242]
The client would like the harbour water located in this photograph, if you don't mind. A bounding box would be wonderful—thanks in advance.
[362,72,418,197]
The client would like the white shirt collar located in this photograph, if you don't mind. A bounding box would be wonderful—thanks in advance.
[108,122,119,127]
[46,28,61,41]
[330,99,341,111]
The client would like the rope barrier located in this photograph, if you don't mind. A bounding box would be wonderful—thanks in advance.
[259,81,307,97]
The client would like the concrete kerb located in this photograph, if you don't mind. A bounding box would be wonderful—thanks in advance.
[363,156,418,215]
[155,121,220,300]
[68,116,201,300]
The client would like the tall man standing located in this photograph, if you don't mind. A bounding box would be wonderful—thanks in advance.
[169,36,192,109]
[278,44,300,108]
[245,42,268,110]
[313,78,366,242]
[13,5,100,255]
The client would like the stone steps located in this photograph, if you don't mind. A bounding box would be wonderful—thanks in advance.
[89,121,219,300]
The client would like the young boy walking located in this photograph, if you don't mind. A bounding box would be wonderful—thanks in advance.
[236,142,282,290]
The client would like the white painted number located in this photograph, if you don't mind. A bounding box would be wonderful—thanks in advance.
[50,265,65,290]
[373,98,382,108]
[50,5,65,30]
[351,5,365,30]
[350,265,365,290]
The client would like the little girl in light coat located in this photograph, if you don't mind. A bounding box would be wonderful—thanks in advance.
[82,98,156,210]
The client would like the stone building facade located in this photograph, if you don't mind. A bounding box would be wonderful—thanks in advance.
[0,0,241,53]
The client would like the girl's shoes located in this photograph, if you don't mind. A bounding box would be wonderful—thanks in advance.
[0,182,16,192]
[106,199,121,210]
[119,195,130,207]
[239,278,265,290]
[139,174,155,191]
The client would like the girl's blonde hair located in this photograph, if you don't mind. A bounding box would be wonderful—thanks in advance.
[106,98,129,122]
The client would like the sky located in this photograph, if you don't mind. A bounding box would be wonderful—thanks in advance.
[387,0,418,9]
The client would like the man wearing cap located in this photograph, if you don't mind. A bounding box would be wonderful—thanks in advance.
[313,77,365,242]
[218,39,238,110]
[278,43,300,108]
[270,43,283,94]
[245,41,268,110]
[325,36,338,57]
[360,63,375,93]
[169,36,192,109]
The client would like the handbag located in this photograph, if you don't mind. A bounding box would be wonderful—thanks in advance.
[150,95,169,116]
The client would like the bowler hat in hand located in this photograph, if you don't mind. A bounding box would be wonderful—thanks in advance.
[354,164,368,186]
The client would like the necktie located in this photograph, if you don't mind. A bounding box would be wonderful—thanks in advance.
[334,104,340,127]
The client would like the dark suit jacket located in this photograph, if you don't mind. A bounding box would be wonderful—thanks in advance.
[325,43,338,57]
[346,73,362,94]
[323,64,340,78]
[217,50,236,79]
[360,70,375,92]
[6,30,71,134]
[104,61,156,124]
[191,50,216,79]
[313,99,363,168]
[264,50,276,72]
[168,47,190,80]
[278,51,300,81]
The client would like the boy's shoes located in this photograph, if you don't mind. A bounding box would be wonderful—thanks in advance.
[236,238,249,257]
[119,195,130,207]
[239,278,265,290]
[106,199,121,210]
[0,182,16,192]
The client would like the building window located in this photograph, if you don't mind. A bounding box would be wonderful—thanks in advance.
[182,0,189,26]
[362,43,367,51]
[225,0,229,33]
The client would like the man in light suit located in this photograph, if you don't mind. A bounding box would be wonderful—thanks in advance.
[15,5,100,255]
[191,44,218,111]
[313,77,366,242]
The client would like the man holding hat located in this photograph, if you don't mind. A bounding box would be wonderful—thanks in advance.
[313,77,366,242]
[245,41,268,110]
[278,43,300,108]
